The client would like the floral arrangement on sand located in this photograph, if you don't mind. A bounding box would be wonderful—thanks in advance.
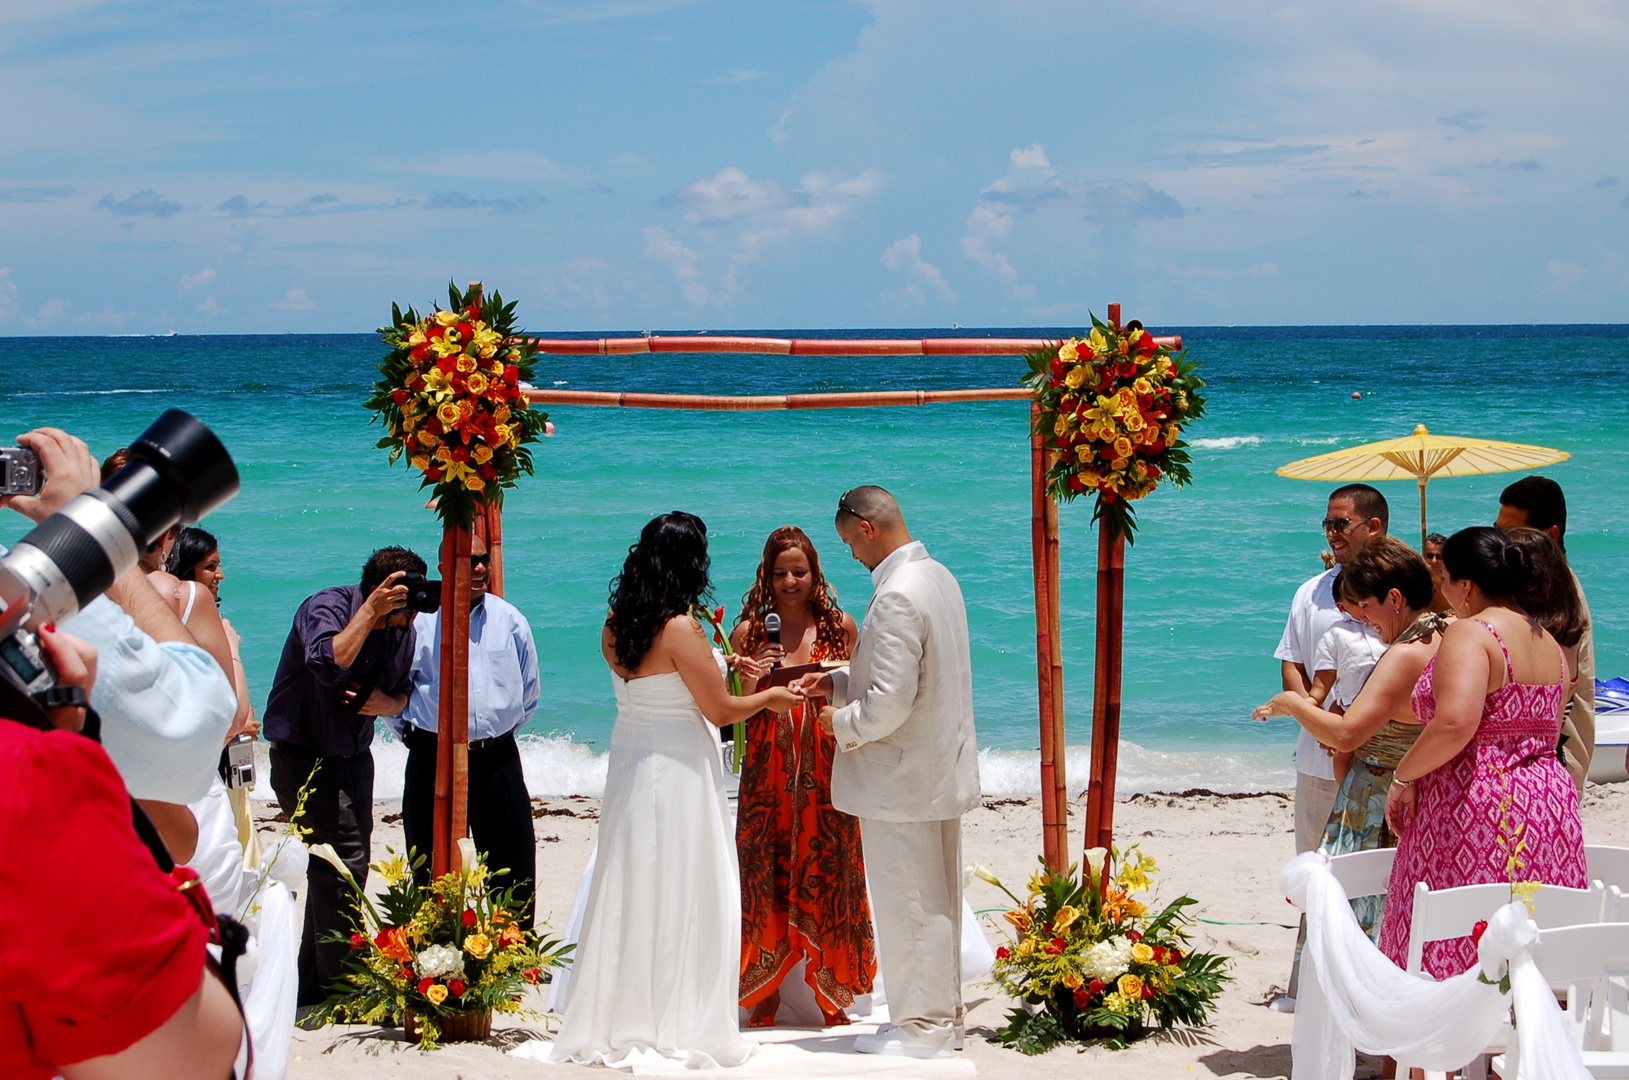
[308,839,570,1049]
[978,847,1229,1052]
[367,282,549,529]
[1021,314,1206,540]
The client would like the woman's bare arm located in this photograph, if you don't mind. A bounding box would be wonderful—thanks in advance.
[665,617,798,727]
[1255,643,1429,753]
[1392,623,1491,782]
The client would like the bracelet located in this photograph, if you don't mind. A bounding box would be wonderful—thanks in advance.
[1391,776,1415,788]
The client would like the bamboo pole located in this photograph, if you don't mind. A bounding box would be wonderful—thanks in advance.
[1083,523,1126,856]
[482,501,505,598]
[1046,474,1066,863]
[523,387,1035,411]
[1031,403,1063,872]
[527,334,1180,357]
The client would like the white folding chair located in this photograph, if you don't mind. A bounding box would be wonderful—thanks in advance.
[1491,921,1629,1078]
[1588,847,1629,893]
[1401,882,1606,1078]
[1327,847,1397,902]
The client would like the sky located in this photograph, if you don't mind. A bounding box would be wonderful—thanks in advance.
[1,0,1626,335]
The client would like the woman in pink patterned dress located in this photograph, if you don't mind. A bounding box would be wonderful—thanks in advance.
[1377,526,1586,979]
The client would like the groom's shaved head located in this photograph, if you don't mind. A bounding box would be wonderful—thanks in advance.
[837,485,903,530]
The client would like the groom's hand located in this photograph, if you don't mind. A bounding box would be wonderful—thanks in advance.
[816,705,836,737]
[790,672,833,698]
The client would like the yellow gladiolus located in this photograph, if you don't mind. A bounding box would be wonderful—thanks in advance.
[1117,973,1143,998]
[1131,942,1155,964]
[408,328,428,346]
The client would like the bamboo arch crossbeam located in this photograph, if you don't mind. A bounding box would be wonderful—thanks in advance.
[527,334,1180,358]
[523,387,1035,410]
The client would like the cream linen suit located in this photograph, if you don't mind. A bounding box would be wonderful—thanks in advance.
[828,541,979,1049]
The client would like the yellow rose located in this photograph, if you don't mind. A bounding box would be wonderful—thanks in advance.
[410,455,431,472]
[435,310,458,327]
[1117,973,1143,998]
[1018,938,1037,957]
[494,423,513,444]
[434,446,452,464]
[1131,943,1155,964]
[478,343,497,359]
[466,372,488,395]
[425,983,448,1005]
[1053,906,1080,932]
[437,403,461,427]
[1114,437,1133,460]
[408,327,428,346]
[464,932,493,959]
[456,354,476,374]
[1053,415,1069,436]
[1132,377,1153,396]
[1123,412,1144,433]
[417,429,439,447]
[1057,340,1079,362]
[471,444,493,464]
[1062,972,1082,990]
[1076,444,1094,463]
[1063,365,1088,389]
[464,474,486,492]
[1115,387,1137,411]
[494,405,511,424]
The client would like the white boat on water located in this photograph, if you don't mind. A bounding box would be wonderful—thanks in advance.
[1587,678,1629,784]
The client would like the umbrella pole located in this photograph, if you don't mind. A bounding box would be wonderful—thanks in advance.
[1418,475,1428,551]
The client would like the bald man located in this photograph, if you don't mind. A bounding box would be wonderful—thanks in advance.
[794,485,980,1059]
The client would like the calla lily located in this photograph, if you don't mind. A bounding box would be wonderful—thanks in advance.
[309,843,355,881]
[1084,847,1109,887]
[457,837,478,875]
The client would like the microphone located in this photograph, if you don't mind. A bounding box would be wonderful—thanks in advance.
[764,613,782,670]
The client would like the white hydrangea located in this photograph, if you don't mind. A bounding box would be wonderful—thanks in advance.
[414,943,465,979]
[1079,937,1135,982]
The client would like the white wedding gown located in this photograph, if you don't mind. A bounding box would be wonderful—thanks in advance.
[550,654,755,1069]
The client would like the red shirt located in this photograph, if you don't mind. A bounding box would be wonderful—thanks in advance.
[0,717,208,1079]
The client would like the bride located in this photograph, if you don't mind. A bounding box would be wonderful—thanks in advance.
[550,511,800,1069]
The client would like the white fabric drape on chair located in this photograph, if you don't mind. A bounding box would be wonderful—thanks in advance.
[1281,851,1590,1080]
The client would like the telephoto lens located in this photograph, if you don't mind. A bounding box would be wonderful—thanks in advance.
[0,410,239,630]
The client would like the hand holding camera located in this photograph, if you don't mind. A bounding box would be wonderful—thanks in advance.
[0,428,99,522]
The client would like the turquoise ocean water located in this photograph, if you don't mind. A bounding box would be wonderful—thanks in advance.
[2,326,1625,798]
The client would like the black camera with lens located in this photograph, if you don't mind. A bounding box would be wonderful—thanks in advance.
[399,572,442,614]
[0,410,239,726]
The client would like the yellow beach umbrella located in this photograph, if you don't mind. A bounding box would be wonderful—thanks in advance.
[1278,424,1570,548]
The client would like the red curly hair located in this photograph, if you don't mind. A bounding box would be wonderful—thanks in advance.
[735,526,850,660]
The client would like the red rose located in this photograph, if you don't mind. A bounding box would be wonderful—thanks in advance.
[1068,474,1085,492]
[449,978,466,997]
[350,932,368,950]
[995,946,1010,960]
[1137,393,1152,411]
[522,967,542,984]
[479,463,497,481]
[1472,919,1489,944]
[1052,938,1066,950]
[1127,931,1142,942]
[427,323,445,341]
[451,446,469,463]
[1089,979,1105,995]
[437,355,456,374]
[1099,444,1115,460]
[1050,358,1067,377]
[1043,941,1063,955]
[1149,440,1166,455]
[411,344,430,361]
[1142,985,1156,999]
[1135,334,1158,357]
[392,389,409,406]
[456,321,474,340]
[463,910,477,927]
[1073,989,1091,1008]
[418,977,435,995]
[464,304,481,319]
[1147,465,1161,479]
[503,365,519,385]
[427,466,443,482]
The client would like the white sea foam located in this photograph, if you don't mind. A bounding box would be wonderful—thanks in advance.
[1188,435,1264,450]
[254,734,1291,802]
[11,388,167,397]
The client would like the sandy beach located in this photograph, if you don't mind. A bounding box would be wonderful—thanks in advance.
[267,778,1629,1079]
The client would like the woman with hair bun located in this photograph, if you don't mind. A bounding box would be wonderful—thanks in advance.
[1375,525,1586,978]
[551,512,800,1069]
[731,526,872,1028]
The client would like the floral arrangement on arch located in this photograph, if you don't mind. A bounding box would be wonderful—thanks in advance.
[1021,314,1206,540]
[308,839,571,1049]
[367,282,549,529]
[978,846,1229,1052]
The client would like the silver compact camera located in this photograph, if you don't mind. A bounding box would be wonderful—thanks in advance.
[0,447,40,497]
[224,734,255,789]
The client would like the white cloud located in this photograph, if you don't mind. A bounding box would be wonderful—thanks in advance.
[643,226,725,306]
[662,166,803,226]
[34,298,66,325]
[1010,143,1051,170]
[959,205,1032,300]
[704,69,766,84]
[539,258,613,310]
[178,267,216,294]
[195,295,222,314]
[881,235,956,304]
[272,287,317,311]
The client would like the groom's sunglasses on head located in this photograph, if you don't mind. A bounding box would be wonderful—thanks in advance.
[838,494,869,524]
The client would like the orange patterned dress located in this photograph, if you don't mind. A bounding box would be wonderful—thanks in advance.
[737,641,876,1015]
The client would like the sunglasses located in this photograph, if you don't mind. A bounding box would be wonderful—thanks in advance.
[838,494,869,523]
[470,553,491,567]
[1321,517,1360,534]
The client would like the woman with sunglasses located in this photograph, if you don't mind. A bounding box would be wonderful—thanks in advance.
[730,526,871,1029]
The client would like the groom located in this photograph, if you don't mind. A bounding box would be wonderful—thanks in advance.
[793,485,980,1059]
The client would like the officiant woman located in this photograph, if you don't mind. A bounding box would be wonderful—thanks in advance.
[731,526,875,1028]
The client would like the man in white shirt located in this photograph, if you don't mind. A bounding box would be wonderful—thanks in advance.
[796,486,980,1060]
[1271,483,1387,1010]
[390,536,541,921]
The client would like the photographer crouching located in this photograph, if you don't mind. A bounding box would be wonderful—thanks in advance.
[262,547,426,1009]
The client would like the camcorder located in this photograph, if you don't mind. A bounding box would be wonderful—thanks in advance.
[0,411,240,727]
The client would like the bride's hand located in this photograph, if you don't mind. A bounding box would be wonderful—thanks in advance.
[729,654,767,682]
[1251,692,1299,722]
[763,687,799,714]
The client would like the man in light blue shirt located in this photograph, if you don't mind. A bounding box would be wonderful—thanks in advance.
[389,536,540,919]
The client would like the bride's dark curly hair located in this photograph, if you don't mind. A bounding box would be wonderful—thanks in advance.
[606,511,713,671]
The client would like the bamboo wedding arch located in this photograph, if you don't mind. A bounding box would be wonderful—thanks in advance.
[429,293,1178,874]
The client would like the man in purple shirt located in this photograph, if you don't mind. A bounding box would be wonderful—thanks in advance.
[264,546,422,1008]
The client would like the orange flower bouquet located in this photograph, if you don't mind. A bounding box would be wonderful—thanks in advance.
[367,282,550,529]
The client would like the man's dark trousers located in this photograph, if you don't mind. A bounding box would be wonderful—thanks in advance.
[400,726,537,925]
[269,742,374,1008]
